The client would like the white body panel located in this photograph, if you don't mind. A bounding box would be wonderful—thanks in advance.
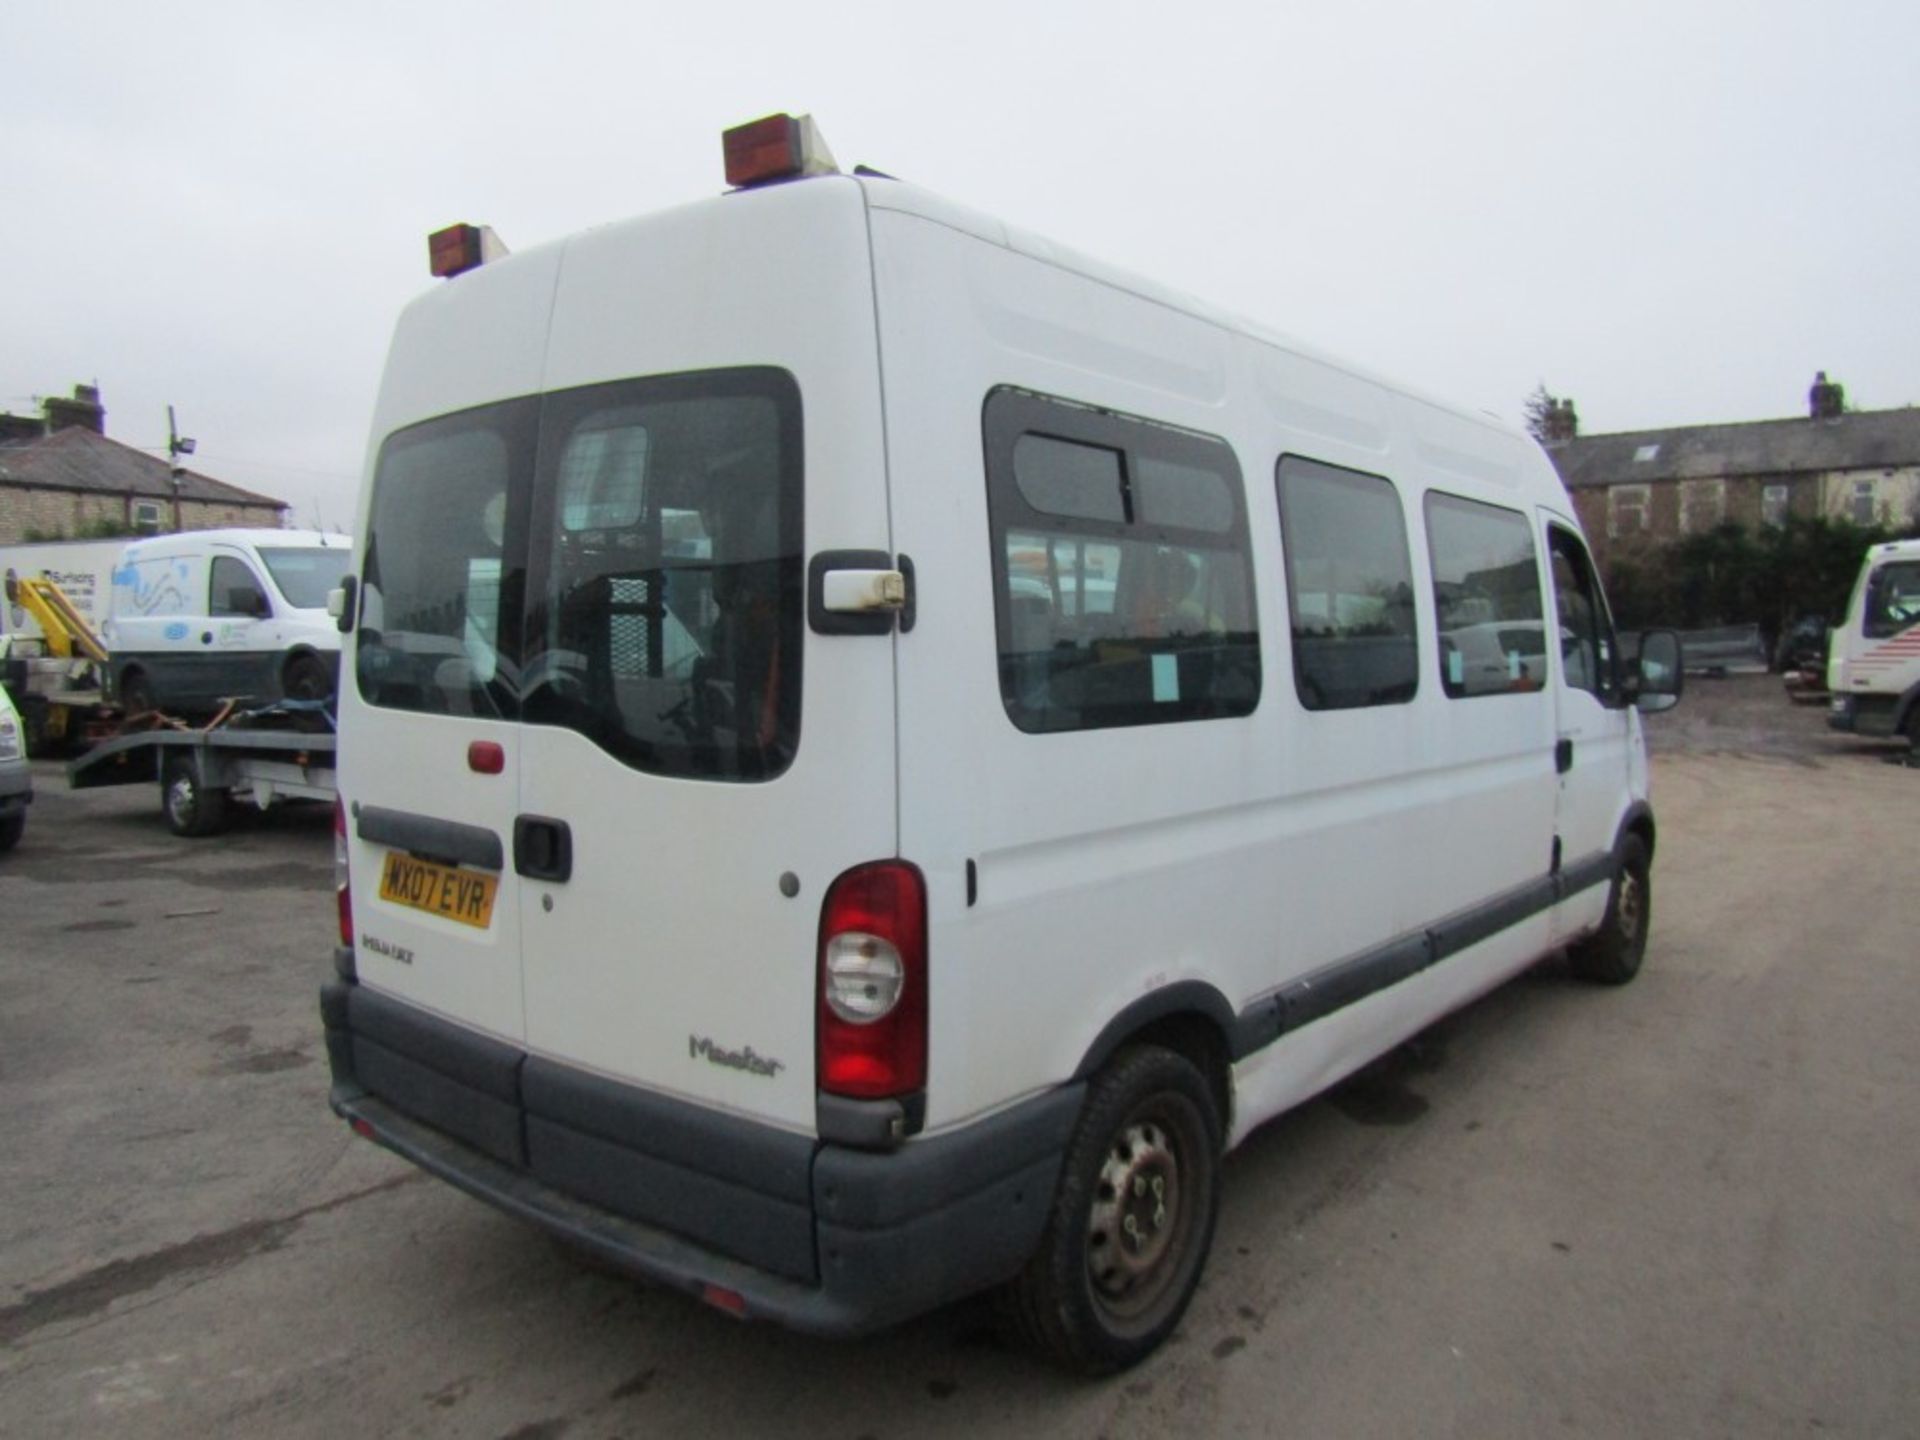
[343,182,894,1128]
[342,173,1648,1156]
[0,538,127,643]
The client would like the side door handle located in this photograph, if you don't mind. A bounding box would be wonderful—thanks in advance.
[514,815,573,883]
[1555,738,1575,774]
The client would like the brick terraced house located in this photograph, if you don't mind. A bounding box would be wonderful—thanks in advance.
[1544,377,1920,573]
[0,385,287,543]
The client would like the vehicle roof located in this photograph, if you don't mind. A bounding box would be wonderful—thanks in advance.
[403,173,1528,457]
[856,177,1523,446]
[123,528,353,555]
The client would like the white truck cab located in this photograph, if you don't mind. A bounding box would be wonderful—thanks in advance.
[0,679,30,851]
[106,528,352,714]
[1826,536,1920,746]
[321,114,1682,1372]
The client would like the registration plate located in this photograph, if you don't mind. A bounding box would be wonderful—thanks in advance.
[378,851,499,929]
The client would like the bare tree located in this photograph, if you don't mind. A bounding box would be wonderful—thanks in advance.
[1524,383,1558,444]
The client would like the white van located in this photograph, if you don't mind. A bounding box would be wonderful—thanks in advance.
[321,115,1682,1372]
[1826,536,1920,746]
[106,529,352,714]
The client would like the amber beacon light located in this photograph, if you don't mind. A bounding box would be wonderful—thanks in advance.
[722,112,840,188]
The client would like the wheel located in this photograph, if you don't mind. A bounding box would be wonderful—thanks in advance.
[1000,1045,1222,1374]
[1569,833,1651,985]
[162,754,231,838]
[0,813,22,853]
[282,652,332,704]
[119,667,156,715]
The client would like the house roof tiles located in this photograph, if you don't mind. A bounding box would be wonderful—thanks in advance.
[1548,408,1920,490]
[0,425,285,509]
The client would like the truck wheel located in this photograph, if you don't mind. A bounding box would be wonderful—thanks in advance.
[1000,1045,1222,1374]
[120,667,155,715]
[1569,834,1651,985]
[163,755,231,838]
[282,653,332,703]
[0,814,22,853]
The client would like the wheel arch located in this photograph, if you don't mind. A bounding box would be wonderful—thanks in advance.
[1070,982,1237,1137]
[1618,800,1656,864]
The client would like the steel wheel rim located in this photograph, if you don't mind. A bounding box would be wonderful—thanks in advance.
[166,776,194,829]
[1086,1098,1200,1328]
[1617,869,1644,944]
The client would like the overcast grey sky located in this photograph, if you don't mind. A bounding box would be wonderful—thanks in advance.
[4,0,1916,529]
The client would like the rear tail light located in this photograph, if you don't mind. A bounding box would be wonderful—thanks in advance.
[335,798,353,947]
[817,861,927,1099]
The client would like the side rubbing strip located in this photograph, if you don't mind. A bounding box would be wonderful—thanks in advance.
[1556,851,1616,902]
[1252,866,1610,1046]
[1278,933,1431,1032]
[1428,876,1557,963]
[356,805,504,870]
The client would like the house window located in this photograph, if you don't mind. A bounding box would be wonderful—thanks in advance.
[132,500,164,532]
[1850,478,1878,526]
[1761,484,1790,528]
[1607,484,1650,540]
[1678,479,1726,535]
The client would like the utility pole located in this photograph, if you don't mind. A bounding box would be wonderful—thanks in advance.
[166,405,196,533]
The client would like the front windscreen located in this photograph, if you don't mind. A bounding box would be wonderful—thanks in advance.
[258,546,354,610]
[356,369,802,781]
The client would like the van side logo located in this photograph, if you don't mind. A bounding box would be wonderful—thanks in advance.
[689,1035,785,1078]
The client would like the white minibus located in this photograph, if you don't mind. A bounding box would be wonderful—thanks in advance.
[321,114,1682,1372]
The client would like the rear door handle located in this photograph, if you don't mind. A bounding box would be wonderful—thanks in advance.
[514,816,573,882]
[1555,738,1575,774]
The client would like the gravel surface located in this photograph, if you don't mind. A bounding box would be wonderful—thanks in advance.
[3,696,1916,1437]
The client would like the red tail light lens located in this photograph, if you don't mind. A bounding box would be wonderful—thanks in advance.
[334,797,353,947]
[818,861,927,1099]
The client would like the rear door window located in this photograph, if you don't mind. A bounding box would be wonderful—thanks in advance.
[356,367,802,781]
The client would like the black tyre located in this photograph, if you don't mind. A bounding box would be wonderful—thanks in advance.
[0,813,22,853]
[162,754,231,838]
[1000,1045,1222,1374]
[282,652,332,704]
[1569,834,1651,985]
[119,667,156,715]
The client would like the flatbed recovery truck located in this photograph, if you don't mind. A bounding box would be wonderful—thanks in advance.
[66,703,336,836]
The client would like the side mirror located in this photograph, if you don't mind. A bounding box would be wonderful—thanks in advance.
[230,586,270,619]
[1628,629,1683,712]
[332,575,359,634]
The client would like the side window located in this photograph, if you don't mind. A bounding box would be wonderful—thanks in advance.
[1547,527,1618,699]
[1424,493,1547,698]
[984,388,1260,733]
[1276,457,1418,710]
[210,556,266,618]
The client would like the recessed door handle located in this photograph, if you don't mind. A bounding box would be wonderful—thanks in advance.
[514,815,573,883]
[1555,738,1574,774]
